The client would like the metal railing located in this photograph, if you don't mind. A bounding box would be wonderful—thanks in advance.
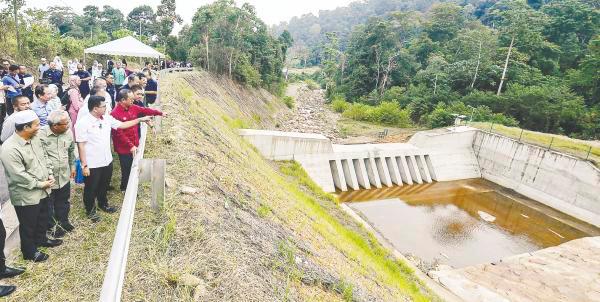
[99,67,193,301]
[99,123,149,302]
[475,122,599,166]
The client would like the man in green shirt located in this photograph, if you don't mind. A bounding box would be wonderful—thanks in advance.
[111,62,126,90]
[40,110,76,238]
[0,110,62,262]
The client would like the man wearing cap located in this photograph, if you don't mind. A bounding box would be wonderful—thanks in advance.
[0,111,62,263]
[38,58,49,79]
[75,95,151,222]
[1,96,31,142]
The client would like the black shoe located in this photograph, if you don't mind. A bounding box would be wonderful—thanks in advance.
[62,223,75,232]
[99,206,117,213]
[88,213,101,223]
[38,238,63,248]
[0,285,15,297]
[52,228,66,238]
[24,251,48,262]
[0,267,24,279]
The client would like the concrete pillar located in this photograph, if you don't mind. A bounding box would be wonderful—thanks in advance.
[385,157,403,186]
[341,159,359,190]
[329,160,347,191]
[353,159,371,190]
[375,157,393,187]
[406,156,423,184]
[396,156,413,185]
[424,155,438,181]
[415,155,433,183]
[364,158,382,188]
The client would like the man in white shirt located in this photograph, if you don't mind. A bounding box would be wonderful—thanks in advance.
[75,95,150,222]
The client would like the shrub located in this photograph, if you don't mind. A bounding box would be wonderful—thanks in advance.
[342,103,373,121]
[305,79,320,90]
[426,103,454,128]
[282,96,295,109]
[331,97,350,113]
[368,102,411,127]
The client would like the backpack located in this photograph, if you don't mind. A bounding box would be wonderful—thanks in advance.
[60,88,72,111]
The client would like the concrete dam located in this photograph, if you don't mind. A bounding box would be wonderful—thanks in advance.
[240,126,600,302]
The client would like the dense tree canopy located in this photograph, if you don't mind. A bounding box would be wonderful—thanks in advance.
[301,0,600,139]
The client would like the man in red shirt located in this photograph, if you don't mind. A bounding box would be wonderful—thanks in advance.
[111,86,165,191]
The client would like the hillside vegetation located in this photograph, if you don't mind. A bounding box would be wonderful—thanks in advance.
[279,0,600,140]
[121,71,439,301]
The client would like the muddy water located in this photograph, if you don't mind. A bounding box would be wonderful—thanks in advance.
[338,179,600,268]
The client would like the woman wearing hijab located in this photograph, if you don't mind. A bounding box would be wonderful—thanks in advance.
[67,75,84,137]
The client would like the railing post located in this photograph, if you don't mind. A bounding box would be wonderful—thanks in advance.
[548,137,554,150]
[489,122,494,133]
[586,146,592,160]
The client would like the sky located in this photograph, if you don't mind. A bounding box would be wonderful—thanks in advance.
[33,0,356,28]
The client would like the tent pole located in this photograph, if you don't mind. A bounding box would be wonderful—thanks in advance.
[84,53,86,66]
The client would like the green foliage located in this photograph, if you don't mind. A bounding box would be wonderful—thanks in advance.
[331,96,350,113]
[342,103,373,121]
[179,0,286,92]
[426,103,455,128]
[341,101,411,127]
[282,96,295,109]
[368,102,411,127]
[280,0,600,139]
[305,79,320,90]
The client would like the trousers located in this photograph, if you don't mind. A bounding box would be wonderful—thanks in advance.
[48,182,71,230]
[0,217,6,270]
[14,198,49,258]
[118,154,133,191]
[83,163,113,215]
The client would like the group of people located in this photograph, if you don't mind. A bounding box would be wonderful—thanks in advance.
[0,56,165,297]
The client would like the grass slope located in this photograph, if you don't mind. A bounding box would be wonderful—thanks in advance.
[121,71,438,301]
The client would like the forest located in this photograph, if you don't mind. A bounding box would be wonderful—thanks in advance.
[2,0,598,138]
[0,0,290,94]
[278,0,600,139]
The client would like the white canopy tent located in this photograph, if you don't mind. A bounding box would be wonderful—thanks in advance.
[83,36,165,66]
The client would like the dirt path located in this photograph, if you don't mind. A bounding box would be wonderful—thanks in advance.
[277,84,418,144]
[276,84,341,140]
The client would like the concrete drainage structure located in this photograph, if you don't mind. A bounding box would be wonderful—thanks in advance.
[240,126,600,228]
[240,126,600,301]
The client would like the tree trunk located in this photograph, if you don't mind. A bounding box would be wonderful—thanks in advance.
[374,48,381,91]
[340,54,346,84]
[203,34,210,71]
[380,54,397,96]
[471,40,482,89]
[228,15,241,79]
[433,74,438,95]
[13,0,20,55]
[497,36,514,96]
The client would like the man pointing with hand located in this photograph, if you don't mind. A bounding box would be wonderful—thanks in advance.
[75,95,151,223]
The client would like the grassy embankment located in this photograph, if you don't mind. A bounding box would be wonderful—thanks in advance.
[120,71,438,301]
[471,122,600,167]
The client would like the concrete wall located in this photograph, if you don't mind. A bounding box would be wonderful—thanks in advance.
[409,127,481,181]
[474,132,600,227]
[239,129,333,160]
